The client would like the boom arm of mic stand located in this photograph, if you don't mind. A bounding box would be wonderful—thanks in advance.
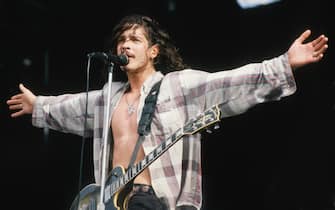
[98,62,115,210]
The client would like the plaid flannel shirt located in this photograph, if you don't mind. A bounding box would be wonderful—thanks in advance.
[32,53,296,209]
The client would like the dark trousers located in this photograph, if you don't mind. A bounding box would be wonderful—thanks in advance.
[127,184,196,210]
[127,184,166,210]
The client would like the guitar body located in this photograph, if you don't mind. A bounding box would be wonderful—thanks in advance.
[69,183,100,210]
[70,166,132,210]
[104,166,132,210]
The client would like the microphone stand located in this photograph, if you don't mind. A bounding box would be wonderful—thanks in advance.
[98,61,115,210]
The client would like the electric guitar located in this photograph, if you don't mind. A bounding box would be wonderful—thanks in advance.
[70,104,221,210]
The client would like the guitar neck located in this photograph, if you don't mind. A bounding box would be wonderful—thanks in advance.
[133,127,184,177]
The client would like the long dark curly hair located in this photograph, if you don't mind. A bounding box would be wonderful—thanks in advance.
[104,14,189,75]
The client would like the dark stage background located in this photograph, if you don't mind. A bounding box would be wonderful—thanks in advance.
[1,0,334,209]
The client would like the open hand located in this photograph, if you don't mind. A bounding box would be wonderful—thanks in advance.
[7,84,36,117]
[288,29,328,70]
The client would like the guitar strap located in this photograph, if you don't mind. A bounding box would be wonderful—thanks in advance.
[127,78,163,170]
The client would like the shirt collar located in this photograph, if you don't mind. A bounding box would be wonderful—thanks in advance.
[141,71,164,95]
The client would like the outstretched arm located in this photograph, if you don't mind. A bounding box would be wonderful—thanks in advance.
[7,84,36,118]
[287,29,328,70]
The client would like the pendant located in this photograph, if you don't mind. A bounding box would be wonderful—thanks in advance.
[127,105,136,115]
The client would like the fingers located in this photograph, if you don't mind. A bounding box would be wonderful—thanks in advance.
[312,53,324,63]
[7,95,23,105]
[7,84,26,102]
[7,99,20,108]
[7,92,24,113]
[311,35,328,61]
[11,110,25,118]
[313,35,328,51]
[7,97,23,111]
[296,29,311,43]
[313,44,328,60]
[7,100,24,117]
[8,93,23,101]
[7,83,34,118]
[8,104,22,110]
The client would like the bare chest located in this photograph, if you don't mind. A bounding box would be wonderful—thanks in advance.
[110,94,151,185]
[110,94,141,168]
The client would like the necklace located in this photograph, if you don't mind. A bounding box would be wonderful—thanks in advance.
[125,93,140,115]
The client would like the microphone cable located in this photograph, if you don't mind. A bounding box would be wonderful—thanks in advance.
[74,55,92,210]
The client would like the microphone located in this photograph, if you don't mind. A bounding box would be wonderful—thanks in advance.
[87,52,129,66]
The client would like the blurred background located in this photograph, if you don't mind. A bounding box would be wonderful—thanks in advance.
[1,0,334,209]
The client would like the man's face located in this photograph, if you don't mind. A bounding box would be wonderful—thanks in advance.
[116,25,156,74]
